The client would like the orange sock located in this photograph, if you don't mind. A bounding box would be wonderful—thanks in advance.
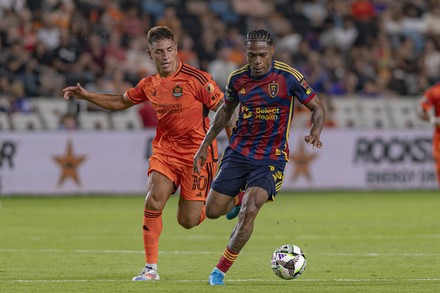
[216,246,239,273]
[143,209,162,264]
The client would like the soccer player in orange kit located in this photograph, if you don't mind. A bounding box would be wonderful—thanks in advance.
[418,82,440,185]
[62,26,228,281]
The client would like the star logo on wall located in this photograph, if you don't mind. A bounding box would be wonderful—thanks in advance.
[53,140,86,187]
[289,142,318,182]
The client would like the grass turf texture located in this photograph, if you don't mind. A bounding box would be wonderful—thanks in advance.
[0,191,439,293]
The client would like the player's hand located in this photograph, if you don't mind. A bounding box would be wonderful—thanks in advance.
[304,134,323,149]
[193,146,208,174]
[62,83,89,100]
[429,116,440,126]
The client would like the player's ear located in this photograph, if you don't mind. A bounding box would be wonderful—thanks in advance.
[146,49,152,59]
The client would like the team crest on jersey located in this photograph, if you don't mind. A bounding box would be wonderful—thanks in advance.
[268,82,279,98]
[173,85,183,98]
[206,83,215,93]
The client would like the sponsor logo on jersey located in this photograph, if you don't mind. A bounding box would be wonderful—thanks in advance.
[300,79,309,89]
[300,79,312,95]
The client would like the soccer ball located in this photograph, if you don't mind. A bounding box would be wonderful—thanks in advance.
[271,244,307,280]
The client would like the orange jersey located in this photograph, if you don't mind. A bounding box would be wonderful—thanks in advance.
[420,83,440,183]
[126,62,224,163]
[420,82,440,133]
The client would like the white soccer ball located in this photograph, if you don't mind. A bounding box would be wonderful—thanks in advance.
[271,244,307,280]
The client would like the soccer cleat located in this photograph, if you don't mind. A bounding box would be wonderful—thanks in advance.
[226,191,245,220]
[132,266,160,281]
[208,267,225,285]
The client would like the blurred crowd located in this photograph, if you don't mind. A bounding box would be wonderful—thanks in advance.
[0,0,439,128]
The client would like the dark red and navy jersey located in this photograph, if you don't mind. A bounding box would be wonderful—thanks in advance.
[224,60,316,163]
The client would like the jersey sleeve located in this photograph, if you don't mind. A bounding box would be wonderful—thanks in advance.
[289,75,316,104]
[125,78,149,104]
[194,73,224,109]
[224,74,238,105]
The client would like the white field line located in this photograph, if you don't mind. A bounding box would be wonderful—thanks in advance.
[0,278,439,283]
[321,252,440,257]
[16,234,440,241]
[1,248,440,257]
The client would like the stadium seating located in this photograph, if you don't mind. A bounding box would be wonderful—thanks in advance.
[78,112,111,130]
[1,96,431,131]
[0,112,11,130]
[330,97,430,129]
[387,98,426,128]
[111,107,143,130]
[332,98,363,128]
[10,112,44,130]
[358,99,393,129]
[34,98,68,129]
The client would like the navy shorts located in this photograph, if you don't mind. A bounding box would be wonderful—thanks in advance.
[211,148,286,200]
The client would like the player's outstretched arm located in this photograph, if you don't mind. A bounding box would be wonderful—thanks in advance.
[304,96,325,149]
[62,83,135,111]
[194,101,238,173]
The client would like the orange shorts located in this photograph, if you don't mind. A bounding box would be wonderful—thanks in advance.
[148,154,218,201]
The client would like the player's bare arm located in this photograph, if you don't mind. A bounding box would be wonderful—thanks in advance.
[223,108,238,139]
[212,100,238,139]
[62,83,135,110]
[194,101,239,173]
[211,99,236,139]
[303,97,325,149]
[226,105,238,129]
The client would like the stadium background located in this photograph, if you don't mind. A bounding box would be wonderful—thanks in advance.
[1,2,439,292]
[1,0,439,193]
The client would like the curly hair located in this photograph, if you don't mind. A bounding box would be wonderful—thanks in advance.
[245,29,273,46]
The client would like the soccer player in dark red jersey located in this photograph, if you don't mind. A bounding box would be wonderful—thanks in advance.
[418,82,440,184]
[194,29,326,285]
[63,26,230,281]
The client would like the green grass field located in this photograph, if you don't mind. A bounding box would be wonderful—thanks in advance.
[0,191,439,293]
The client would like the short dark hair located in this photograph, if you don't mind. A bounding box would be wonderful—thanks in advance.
[245,29,273,46]
[146,26,174,45]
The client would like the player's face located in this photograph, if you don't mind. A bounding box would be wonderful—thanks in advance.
[147,39,179,78]
[245,41,274,77]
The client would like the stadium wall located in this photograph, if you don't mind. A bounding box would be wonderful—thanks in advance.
[0,128,437,195]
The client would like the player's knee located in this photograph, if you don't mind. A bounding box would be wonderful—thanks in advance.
[205,206,222,219]
[240,204,258,221]
[144,195,163,211]
[177,218,198,229]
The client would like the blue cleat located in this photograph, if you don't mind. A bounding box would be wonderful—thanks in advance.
[226,192,245,220]
[208,267,225,285]
[225,205,241,220]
